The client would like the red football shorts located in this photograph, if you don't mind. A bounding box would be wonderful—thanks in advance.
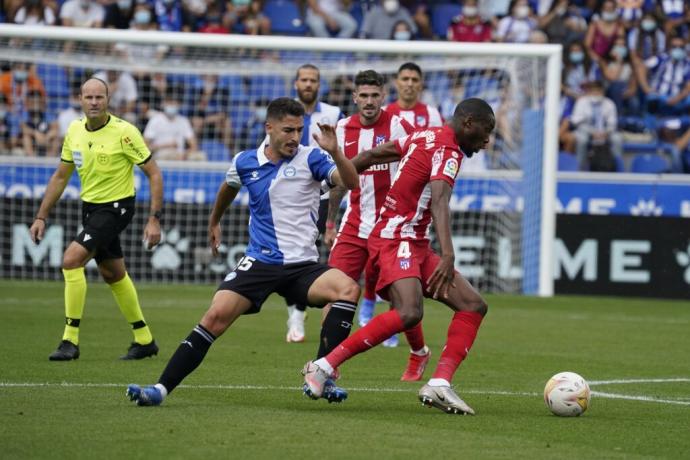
[368,236,440,299]
[328,231,379,283]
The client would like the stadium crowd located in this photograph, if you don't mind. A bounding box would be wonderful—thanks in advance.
[1,0,690,172]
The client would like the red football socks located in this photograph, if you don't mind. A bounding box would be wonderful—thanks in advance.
[432,311,484,381]
[325,309,405,368]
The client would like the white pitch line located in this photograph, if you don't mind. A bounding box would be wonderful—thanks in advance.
[0,381,536,396]
[2,381,690,407]
[590,378,690,385]
[592,391,690,407]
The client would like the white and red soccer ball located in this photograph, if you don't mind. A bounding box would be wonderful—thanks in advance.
[544,371,591,417]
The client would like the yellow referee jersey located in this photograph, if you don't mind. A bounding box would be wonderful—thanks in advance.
[60,114,151,203]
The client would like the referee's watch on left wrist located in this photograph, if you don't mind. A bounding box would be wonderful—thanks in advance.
[150,210,162,222]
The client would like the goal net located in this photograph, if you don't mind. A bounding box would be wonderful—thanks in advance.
[0,25,559,296]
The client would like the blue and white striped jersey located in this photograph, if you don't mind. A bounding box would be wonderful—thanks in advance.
[301,101,343,147]
[226,142,337,265]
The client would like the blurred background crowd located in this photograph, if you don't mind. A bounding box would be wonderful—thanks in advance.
[2,0,690,173]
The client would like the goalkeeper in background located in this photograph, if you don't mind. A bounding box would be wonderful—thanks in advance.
[29,77,164,361]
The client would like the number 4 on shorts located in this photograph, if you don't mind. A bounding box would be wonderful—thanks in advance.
[397,241,411,258]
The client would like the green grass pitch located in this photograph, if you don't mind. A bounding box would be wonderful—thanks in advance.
[1,280,689,459]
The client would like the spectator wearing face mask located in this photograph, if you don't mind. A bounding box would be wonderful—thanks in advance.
[60,0,105,27]
[495,0,537,43]
[628,12,666,83]
[584,0,624,61]
[13,0,56,25]
[638,34,690,115]
[0,62,46,114]
[390,20,414,40]
[447,0,492,43]
[561,41,600,107]
[144,93,204,161]
[360,0,417,40]
[601,36,638,116]
[570,80,623,171]
[104,0,136,29]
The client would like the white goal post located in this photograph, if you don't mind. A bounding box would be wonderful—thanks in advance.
[0,24,560,296]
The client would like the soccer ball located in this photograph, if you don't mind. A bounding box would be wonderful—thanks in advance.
[544,371,591,417]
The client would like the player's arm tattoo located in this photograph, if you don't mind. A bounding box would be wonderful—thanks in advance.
[327,185,347,226]
[352,141,401,172]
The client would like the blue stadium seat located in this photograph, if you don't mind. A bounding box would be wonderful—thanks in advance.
[425,72,451,107]
[263,0,307,36]
[248,75,287,101]
[558,151,579,171]
[218,75,249,103]
[430,3,462,38]
[229,105,254,135]
[36,63,70,99]
[630,153,669,174]
[201,140,232,162]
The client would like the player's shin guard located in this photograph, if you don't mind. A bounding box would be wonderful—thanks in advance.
[110,273,153,345]
[62,267,87,345]
[324,309,405,369]
[431,311,484,382]
[316,300,356,359]
[158,324,216,394]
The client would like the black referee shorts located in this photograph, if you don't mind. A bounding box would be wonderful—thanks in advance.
[77,196,135,263]
[217,257,331,314]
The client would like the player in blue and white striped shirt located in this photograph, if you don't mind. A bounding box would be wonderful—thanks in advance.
[127,97,359,406]
[286,64,345,343]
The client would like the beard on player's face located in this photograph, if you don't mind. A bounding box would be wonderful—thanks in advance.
[298,88,317,105]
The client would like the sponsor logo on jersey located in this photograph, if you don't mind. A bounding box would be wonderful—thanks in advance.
[443,158,459,179]
[224,272,237,281]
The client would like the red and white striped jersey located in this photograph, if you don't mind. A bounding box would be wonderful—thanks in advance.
[336,110,414,239]
[384,101,443,129]
[372,125,463,241]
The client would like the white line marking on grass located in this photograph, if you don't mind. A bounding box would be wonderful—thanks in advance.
[591,391,690,406]
[3,381,690,407]
[0,381,536,397]
[590,378,690,385]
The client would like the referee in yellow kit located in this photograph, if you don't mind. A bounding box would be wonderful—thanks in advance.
[30,77,164,361]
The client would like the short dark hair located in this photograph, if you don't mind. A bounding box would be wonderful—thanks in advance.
[453,97,495,125]
[81,77,109,97]
[354,69,385,88]
[397,62,422,77]
[266,97,305,121]
[295,63,319,80]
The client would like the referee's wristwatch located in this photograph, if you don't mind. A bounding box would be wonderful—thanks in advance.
[150,210,162,221]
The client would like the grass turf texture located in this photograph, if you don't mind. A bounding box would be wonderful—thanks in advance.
[1,280,689,459]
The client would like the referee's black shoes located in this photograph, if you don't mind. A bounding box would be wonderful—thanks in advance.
[121,340,159,360]
[48,340,80,361]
